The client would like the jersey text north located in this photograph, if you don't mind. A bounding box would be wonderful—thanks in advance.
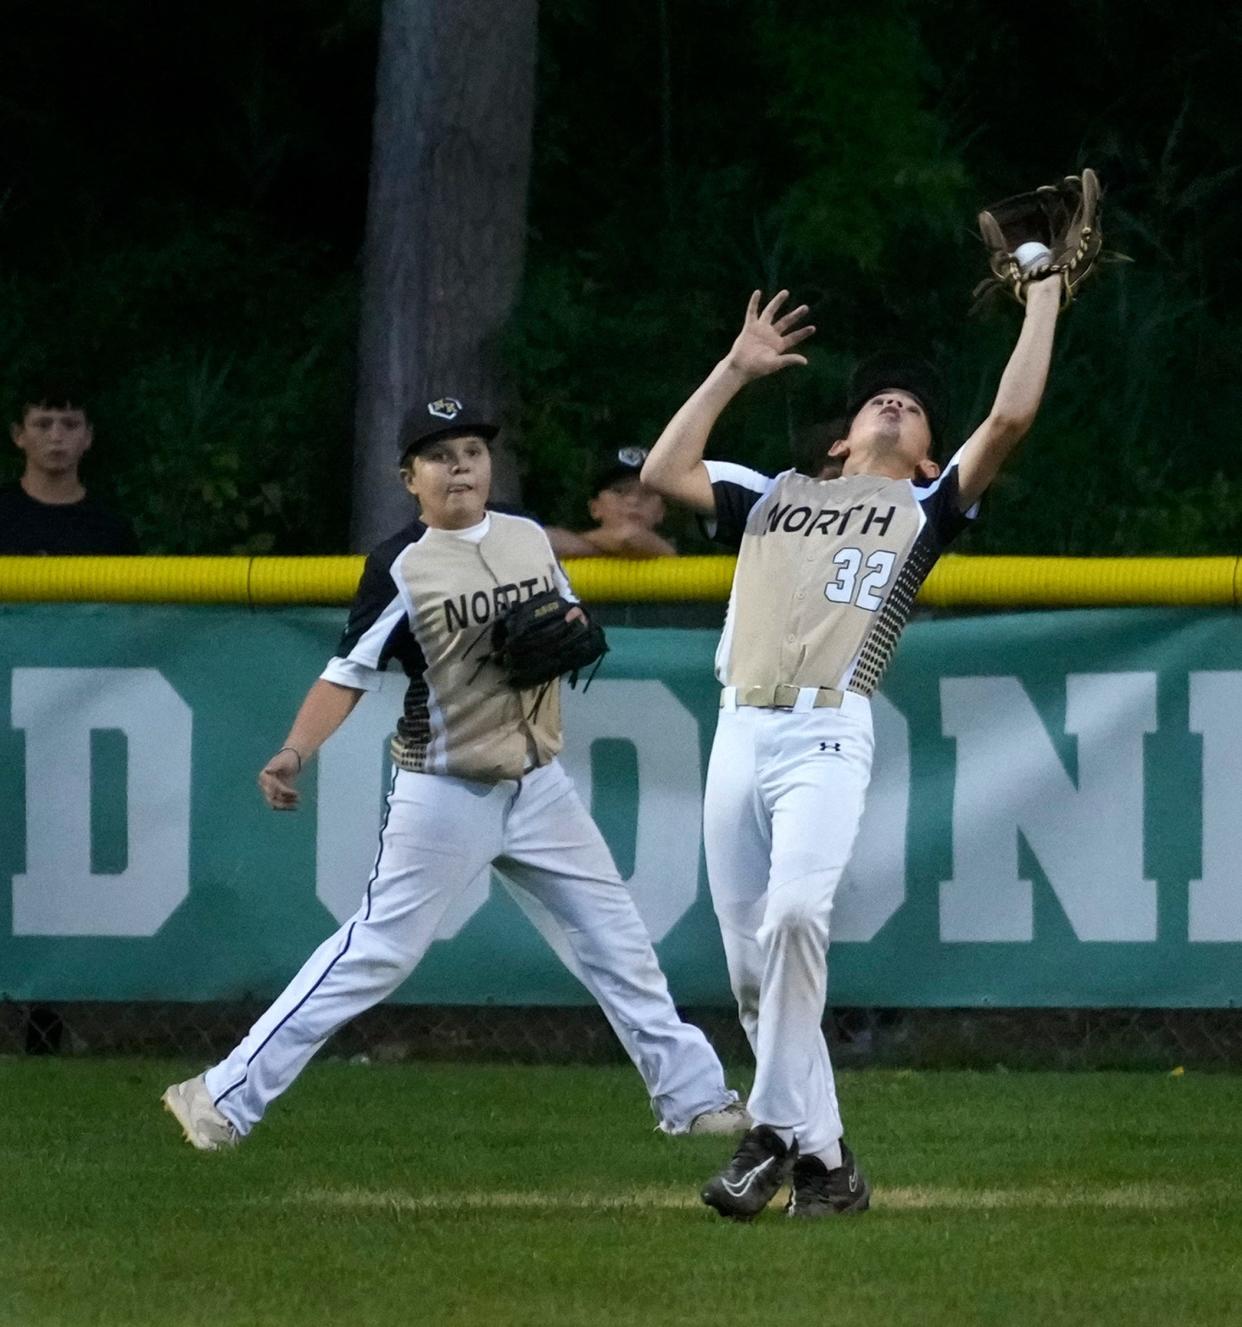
[763,502,897,539]
[443,575,555,631]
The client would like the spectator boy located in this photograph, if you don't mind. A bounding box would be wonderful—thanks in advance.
[547,447,677,559]
[1,389,136,554]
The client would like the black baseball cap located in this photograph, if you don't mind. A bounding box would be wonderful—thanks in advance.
[844,353,946,451]
[399,396,499,463]
[592,446,650,495]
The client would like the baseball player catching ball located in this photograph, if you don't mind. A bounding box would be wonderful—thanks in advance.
[641,272,1063,1219]
[162,397,744,1150]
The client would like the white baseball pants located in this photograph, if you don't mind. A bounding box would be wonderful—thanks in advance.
[703,690,874,1160]
[205,759,734,1135]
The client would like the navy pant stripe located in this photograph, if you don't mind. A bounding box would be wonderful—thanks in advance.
[214,767,398,1107]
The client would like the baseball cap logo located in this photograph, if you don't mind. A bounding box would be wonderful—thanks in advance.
[428,397,463,421]
[616,446,648,468]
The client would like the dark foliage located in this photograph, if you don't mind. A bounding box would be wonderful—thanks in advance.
[1,0,1238,553]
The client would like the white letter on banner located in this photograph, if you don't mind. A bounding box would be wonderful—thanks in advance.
[940,673,1157,942]
[12,668,192,937]
[314,688,489,937]
[560,680,701,941]
[831,693,909,941]
[1189,672,1242,941]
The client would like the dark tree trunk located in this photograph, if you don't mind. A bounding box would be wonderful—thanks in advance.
[351,0,537,550]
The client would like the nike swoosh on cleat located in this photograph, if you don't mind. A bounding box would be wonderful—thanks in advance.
[721,1156,776,1198]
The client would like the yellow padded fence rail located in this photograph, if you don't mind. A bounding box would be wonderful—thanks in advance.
[0,554,1239,608]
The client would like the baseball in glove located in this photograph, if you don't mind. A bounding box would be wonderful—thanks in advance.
[976,168,1103,307]
[488,588,609,693]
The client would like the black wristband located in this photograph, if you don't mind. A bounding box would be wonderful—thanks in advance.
[276,746,303,773]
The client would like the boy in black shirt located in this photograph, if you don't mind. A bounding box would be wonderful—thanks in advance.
[2,390,136,554]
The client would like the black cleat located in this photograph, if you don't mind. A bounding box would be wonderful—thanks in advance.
[701,1125,797,1221]
[785,1140,870,1218]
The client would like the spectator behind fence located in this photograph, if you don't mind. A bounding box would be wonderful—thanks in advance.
[1,388,137,554]
[546,447,677,560]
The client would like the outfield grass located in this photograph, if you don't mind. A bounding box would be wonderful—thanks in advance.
[1,1059,1239,1326]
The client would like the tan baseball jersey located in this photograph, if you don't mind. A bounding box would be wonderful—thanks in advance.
[321,511,574,782]
[704,451,977,697]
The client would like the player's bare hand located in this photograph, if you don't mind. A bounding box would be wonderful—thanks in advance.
[259,748,302,811]
[725,290,815,382]
[565,605,586,625]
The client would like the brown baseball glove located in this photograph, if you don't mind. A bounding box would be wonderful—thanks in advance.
[976,168,1104,306]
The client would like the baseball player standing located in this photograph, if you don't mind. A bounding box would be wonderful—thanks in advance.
[162,397,744,1149]
[641,274,1063,1219]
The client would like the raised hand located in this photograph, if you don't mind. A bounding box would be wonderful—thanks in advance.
[725,290,816,382]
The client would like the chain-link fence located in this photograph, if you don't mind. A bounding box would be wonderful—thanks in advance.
[5,1000,1241,1071]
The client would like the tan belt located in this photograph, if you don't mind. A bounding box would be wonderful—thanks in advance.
[724,684,845,710]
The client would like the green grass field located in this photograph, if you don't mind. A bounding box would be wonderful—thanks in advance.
[2,1059,1240,1327]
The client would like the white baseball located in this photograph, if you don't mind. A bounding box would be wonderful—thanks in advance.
[1013,241,1052,273]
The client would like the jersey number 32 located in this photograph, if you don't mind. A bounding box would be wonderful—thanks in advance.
[823,548,896,611]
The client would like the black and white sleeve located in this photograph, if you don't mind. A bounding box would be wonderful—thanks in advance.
[320,533,417,691]
[915,445,981,548]
[700,461,776,550]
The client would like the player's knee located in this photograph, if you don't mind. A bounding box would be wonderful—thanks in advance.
[764,885,830,943]
[365,935,421,984]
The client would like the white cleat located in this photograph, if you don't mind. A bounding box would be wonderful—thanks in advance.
[688,1100,754,1136]
[161,1075,239,1152]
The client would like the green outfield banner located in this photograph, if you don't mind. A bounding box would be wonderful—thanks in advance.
[2,604,1241,1007]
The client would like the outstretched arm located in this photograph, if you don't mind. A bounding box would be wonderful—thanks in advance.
[641,290,814,513]
[258,678,364,811]
[955,274,1062,508]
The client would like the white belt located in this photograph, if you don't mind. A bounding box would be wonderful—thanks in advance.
[721,684,845,711]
